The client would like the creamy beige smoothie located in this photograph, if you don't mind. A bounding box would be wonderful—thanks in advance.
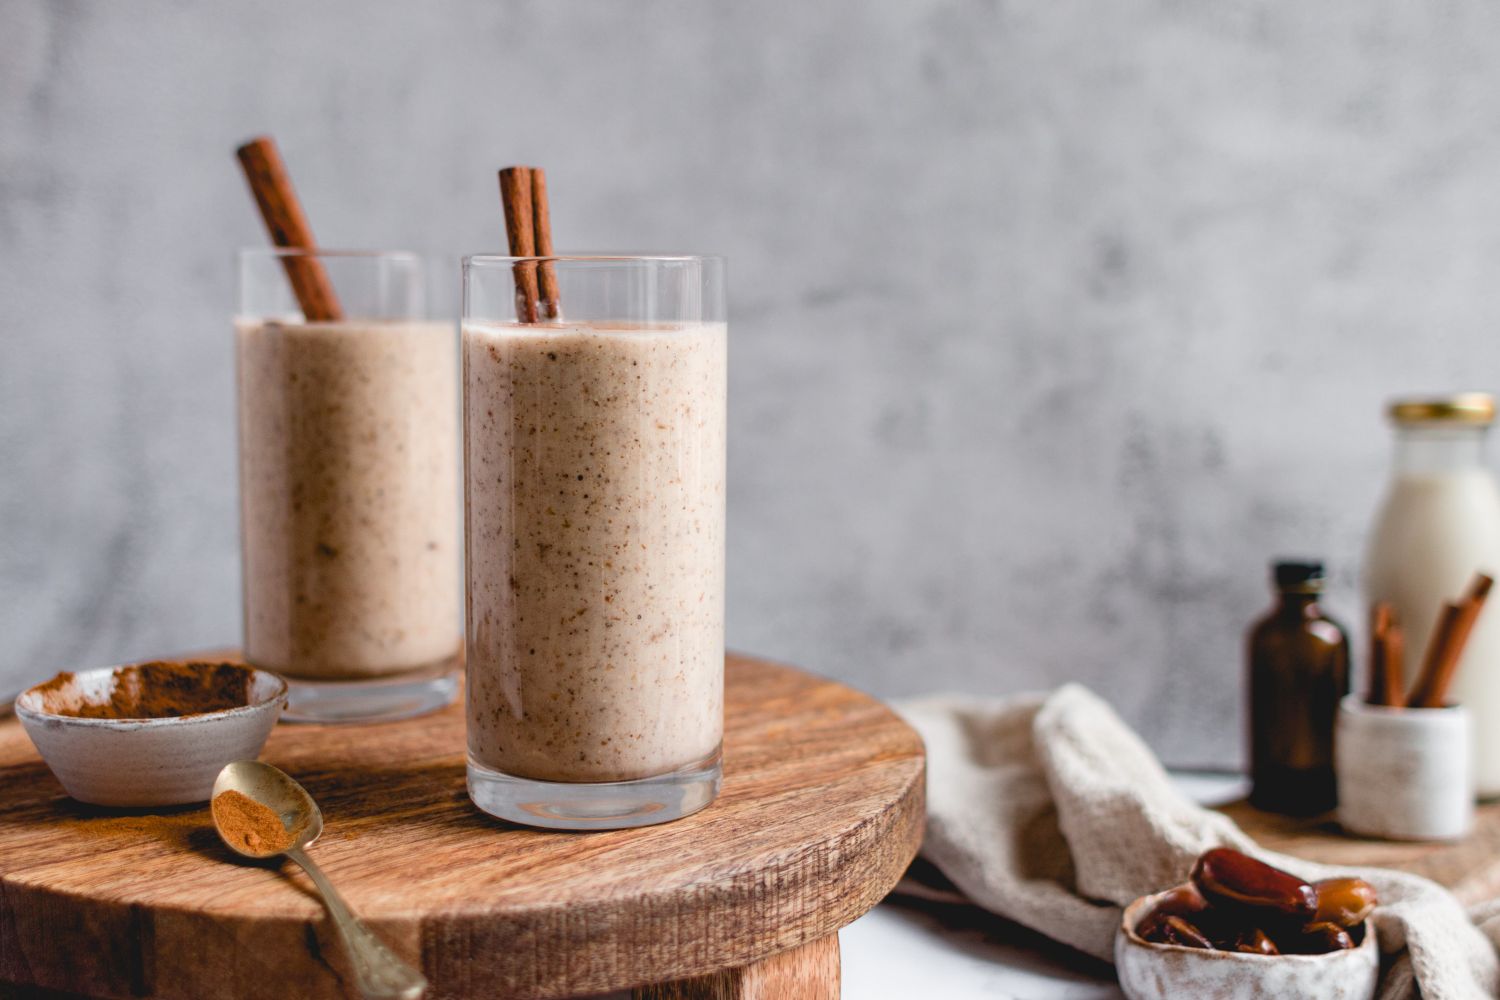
[464,320,727,783]
[237,319,462,679]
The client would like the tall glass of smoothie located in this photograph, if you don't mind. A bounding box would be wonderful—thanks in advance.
[237,249,462,722]
[462,254,727,829]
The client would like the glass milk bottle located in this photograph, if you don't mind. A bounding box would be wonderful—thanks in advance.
[1366,393,1500,796]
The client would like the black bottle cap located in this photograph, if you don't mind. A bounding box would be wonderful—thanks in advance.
[1273,561,1325,590]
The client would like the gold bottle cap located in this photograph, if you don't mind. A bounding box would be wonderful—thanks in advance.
[1388,393,1496,426]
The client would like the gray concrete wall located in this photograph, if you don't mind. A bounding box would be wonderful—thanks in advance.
[4,0,1498,767]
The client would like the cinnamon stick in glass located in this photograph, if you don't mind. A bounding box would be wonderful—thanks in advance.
[235,136,343,322]
[530,168,561,319]
[498,166,540,323]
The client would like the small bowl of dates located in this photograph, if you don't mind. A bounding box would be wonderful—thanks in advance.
[1115,848,1379,1000]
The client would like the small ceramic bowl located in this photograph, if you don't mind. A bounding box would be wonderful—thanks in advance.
[16,663,287,807]
[1115,891,1379,1000]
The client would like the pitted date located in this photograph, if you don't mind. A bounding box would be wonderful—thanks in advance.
[1312,878,1378,928]
[1226,927,1280,956]
[1148,883,1210,919]
[1191,848,1318,921]
[1134,850,1376,957]
[1138,913,1215,950]
[1277,921,1356,955]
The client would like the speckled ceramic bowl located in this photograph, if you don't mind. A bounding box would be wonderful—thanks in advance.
[1115,891,1379,1000]
[16,664,287,807]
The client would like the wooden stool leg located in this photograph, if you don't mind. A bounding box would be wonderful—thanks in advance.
[633,933,840,1000]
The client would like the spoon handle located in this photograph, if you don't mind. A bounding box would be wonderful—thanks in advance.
[287,847,428,1000]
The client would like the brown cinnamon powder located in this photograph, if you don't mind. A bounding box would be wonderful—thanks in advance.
[35,661,253,719]
[211,789,293,855]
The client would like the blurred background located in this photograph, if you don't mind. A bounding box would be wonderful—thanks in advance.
[4,0,1499,769]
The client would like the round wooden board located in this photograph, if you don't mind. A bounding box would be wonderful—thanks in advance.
[0,653,925,1000]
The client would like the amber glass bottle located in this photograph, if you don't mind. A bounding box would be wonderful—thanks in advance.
[1248,561,1350,816]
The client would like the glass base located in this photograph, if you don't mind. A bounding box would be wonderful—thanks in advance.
[467,748,722,830]
[279,663,460,724]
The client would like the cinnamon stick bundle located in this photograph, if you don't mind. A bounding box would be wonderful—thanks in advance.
[498,165,560,323]
[1406,573,1495,708]
[1406,603,1464,709]
[1384,614,1405,708]
[235,136,343,322]
[1367,603,1406,708]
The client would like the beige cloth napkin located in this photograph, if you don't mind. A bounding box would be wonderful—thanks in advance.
[896,684,1500,1000]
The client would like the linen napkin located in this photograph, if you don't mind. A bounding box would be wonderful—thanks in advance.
[896,684,1500,1000]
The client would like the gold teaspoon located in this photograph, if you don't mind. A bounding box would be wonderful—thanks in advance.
[212,760,426,1000]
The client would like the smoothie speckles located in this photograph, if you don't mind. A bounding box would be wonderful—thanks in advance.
[464,320,727,783]
[237,319,462,679]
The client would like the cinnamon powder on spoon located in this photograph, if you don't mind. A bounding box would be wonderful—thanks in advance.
[212,789,294,854]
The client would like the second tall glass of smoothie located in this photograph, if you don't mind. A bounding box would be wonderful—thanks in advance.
[237,249,462,722]
[463,254,727,829]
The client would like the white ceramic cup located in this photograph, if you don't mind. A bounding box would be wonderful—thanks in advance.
[1335,695,1472,841]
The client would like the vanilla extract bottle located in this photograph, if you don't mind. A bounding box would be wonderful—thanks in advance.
[1247,561,1350,816]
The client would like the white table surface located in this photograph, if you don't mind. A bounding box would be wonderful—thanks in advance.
[839,772,1248,1000]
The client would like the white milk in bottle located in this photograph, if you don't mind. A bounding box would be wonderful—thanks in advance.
[1366,393,1500,796]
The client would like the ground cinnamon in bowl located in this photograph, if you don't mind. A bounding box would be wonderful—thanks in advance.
[16,663,286,808]
[212,789,294,854]
[34,662,254,719]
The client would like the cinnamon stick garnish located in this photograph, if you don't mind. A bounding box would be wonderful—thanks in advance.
[1412,574,1494,708]
[498,166,539,323]
[235,136,343,322]
[530,168,561,319]
[1368,603,1406,708]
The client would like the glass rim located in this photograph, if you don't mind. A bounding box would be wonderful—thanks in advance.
[238,247,424,261]
[463,252,724,267]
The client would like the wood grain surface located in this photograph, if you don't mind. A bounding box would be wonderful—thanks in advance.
[0,653,925,1000]
[1222,798,1500,903]
[635,934,839,1000]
